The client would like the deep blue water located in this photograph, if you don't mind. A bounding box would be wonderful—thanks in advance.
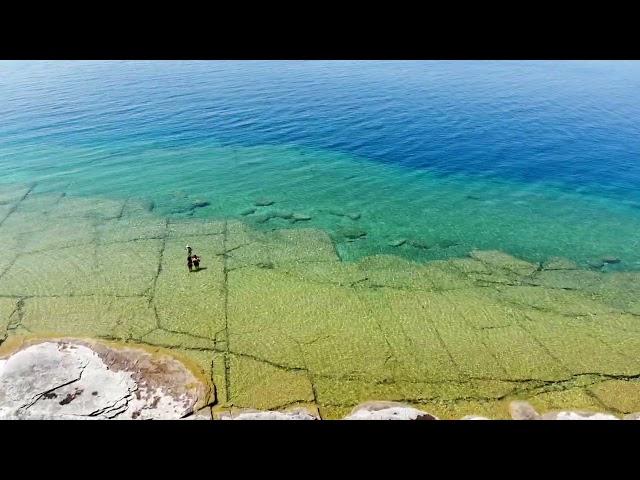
[1,61,639,267]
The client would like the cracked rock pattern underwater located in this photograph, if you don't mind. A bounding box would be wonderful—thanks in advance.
[0,186,639,418]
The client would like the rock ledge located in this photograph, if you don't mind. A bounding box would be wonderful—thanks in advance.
[0,339,209,420]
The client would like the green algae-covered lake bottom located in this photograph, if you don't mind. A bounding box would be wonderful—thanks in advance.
[1,183,640,419]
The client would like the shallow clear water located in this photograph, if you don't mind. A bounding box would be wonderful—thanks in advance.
[1,60,640,269]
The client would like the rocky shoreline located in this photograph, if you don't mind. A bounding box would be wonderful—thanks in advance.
[1,339,637,420]
[210,401,639,420]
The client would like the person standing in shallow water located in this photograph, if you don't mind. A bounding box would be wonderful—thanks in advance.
[192,254,201,271]
[186,245,193,272]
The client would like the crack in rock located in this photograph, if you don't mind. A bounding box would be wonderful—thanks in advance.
[17,362,89,415]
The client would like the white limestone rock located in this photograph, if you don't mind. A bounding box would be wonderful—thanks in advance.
[0,340,208,420]
[345,401,438,420]
[540,411,620,420]
[182,408,213,420]
[217,407,319,420]
[509,401,540,420]
[509,401,620,420]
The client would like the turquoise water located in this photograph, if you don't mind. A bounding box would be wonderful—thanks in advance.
[1,60,640,268]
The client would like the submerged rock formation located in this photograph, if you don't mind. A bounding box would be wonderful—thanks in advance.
[602,256,621,265]
[541,257,579,271]
[239,207,256,216]
[291,213,312,222]
[254,199,275,207]
[339,228,367,240]
[408,239,431,250]
[169,200,211,216]
[2,187,640,419]
[388,239,407,247]
[254,210,294,224]
[326,209,361,221]
[191,200,210,209]
[437,239,459,249]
